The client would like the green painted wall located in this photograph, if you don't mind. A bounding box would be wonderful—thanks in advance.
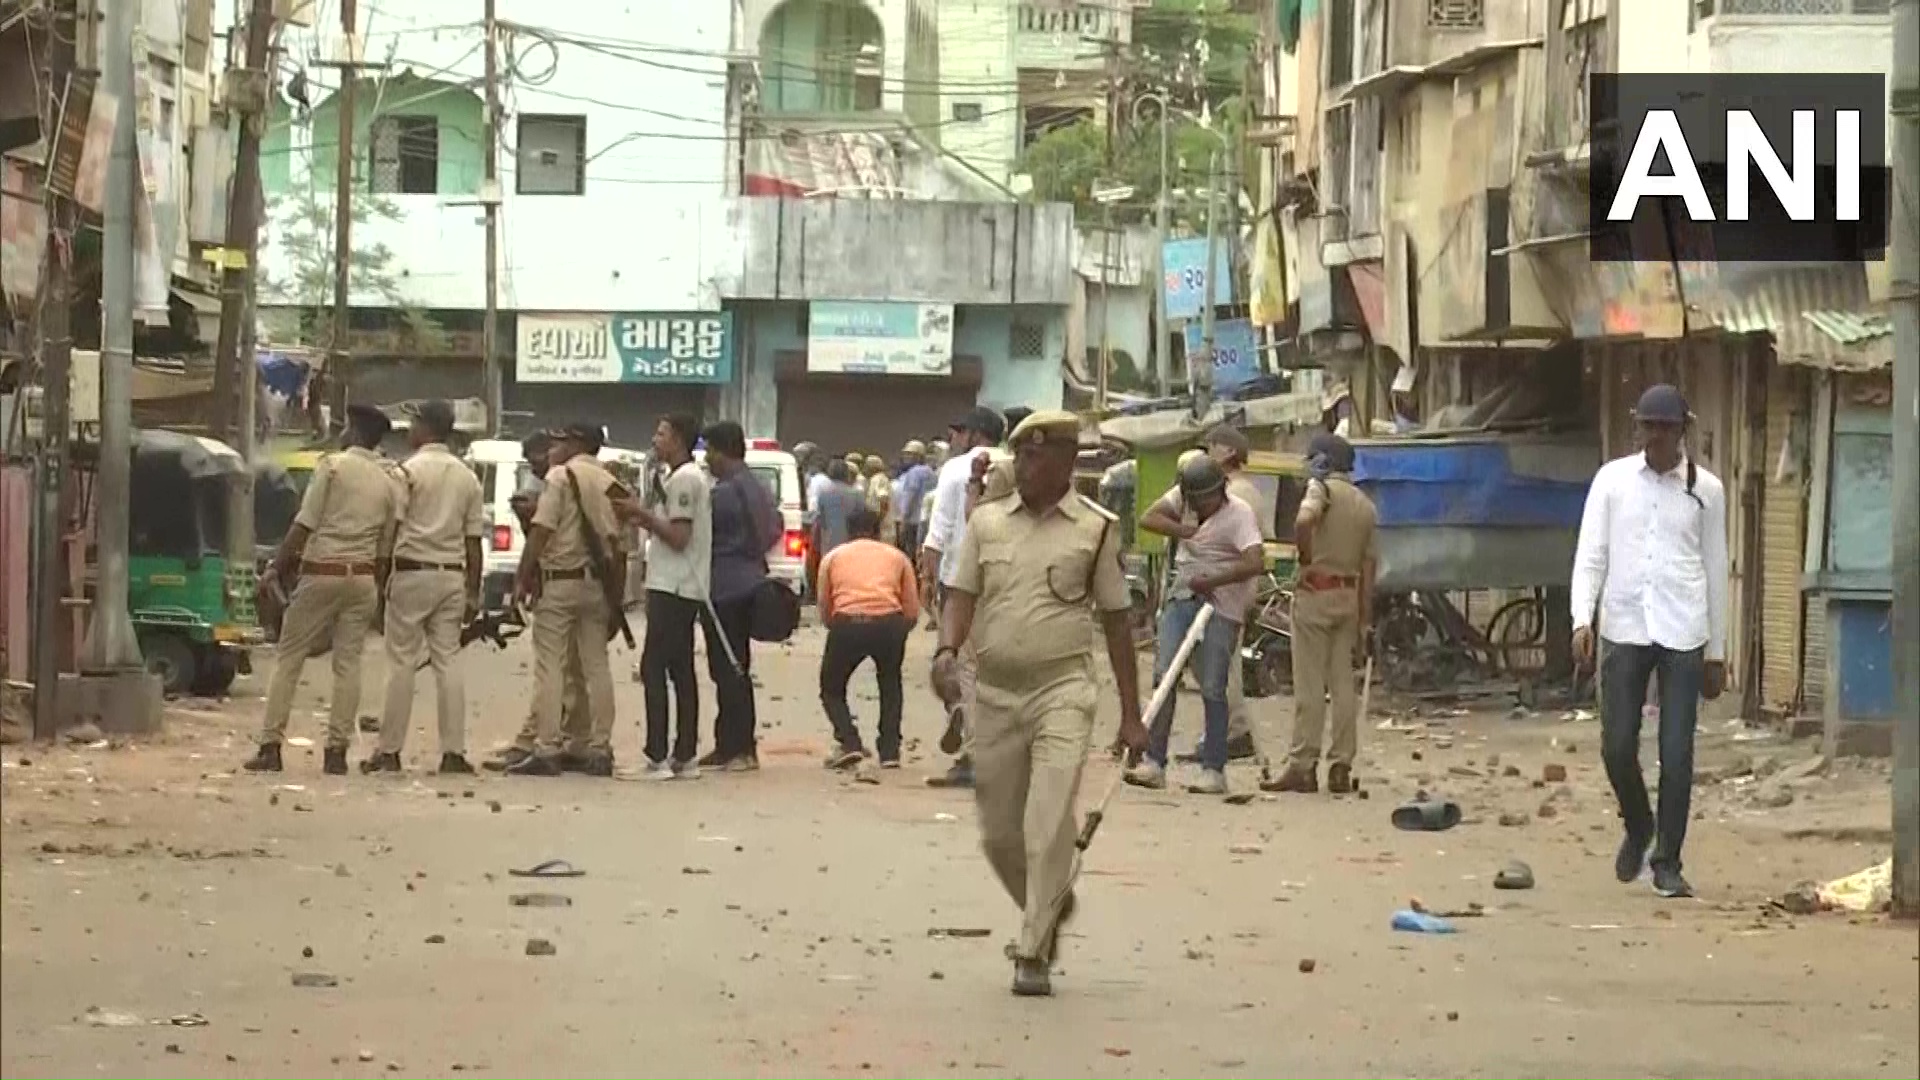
[260,75,486,198]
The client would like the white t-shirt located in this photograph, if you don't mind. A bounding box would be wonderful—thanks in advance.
[921,447,991,588]
[645,460,713,601]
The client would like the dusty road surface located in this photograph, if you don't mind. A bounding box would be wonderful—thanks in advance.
[4,622,1916,1079]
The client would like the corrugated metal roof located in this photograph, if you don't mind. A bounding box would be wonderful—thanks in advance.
[1691,263,1893,372]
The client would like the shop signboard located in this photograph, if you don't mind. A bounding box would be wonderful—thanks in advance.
[807,301,954,376]
[515,312,733,384]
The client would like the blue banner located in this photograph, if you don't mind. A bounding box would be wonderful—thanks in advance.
[1182,318,1261,396]
[1162,238,1233,321]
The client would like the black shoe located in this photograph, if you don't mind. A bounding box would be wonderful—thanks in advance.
[1225,732,1257,761]
[438,753,476,776]
[323,747,349,776]
[824,746,864,771]
[697,749,730,770]
[1261,766,1318,794]
[359,752,402,775]
[556,751,592,773]
[1011,958,1052,997]
[504,752,562,777]
[243,742,283,773]
[925,759,974,789]
[483,747,533,773]
[939,705,965,755]
[1615,832,1653,883]
[1327,763,1355,794]
[1651,865,1692,898]
[578,752,614,778]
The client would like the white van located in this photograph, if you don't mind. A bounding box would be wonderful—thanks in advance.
[468,437,805,606]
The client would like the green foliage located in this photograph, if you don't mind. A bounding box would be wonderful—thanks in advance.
[1131,0,1260,113]
[257,185,443,350]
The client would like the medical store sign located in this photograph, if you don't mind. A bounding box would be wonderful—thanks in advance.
[515,312,733,384]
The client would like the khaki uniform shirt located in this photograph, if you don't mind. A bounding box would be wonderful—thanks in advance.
[391,442,485,565]
[296,446,398,564]
[531,456,625,573]
[1298,474,1378,576]
[951,491,1130,682]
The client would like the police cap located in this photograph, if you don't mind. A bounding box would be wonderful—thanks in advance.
[1007,409,1083,449]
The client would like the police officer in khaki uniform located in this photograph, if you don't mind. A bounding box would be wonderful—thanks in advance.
[245,405,399,775]
[1269,432,1377,795]
[509,422,626,776]
[936,409,1146,998]
[486,434,593,773]
[362,400,485,776]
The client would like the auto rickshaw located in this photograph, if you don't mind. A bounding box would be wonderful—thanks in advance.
[129,430,265,695]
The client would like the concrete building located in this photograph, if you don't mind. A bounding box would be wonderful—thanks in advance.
[254,0,737,443]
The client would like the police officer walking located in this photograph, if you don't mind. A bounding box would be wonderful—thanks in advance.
[510,423,626,776]
[936,409,1146,998]
[1267,432,1378,795]
[362,400,485,775]
[245,405,399,775]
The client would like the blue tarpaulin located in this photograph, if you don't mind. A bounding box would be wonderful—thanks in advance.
[1353,441,1589,529]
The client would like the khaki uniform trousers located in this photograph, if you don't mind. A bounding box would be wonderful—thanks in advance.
[528,577,616,758]
[510,635,590,754]
[261,574,380,748]
[376,570,469,758]
[971,659,1097,960]
[1286,586,1361,769]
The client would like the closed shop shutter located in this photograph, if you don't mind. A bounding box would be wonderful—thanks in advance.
[1758,363,1807,715]
[773,353,985,458]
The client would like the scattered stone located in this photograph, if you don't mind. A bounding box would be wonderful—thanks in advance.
[1103,1048,1133,1058]
[929,970,945,980]
[1447,1010,1460,1022]
[1228,843,1264,855]
[926,927,993,939]
[1183,947,1210,961]
[424,934,446,944]
[1537,803,1558,820]
[290,971,338,988]
[681,866,712,876]
[1494,861,1535,890]
[63,721,105,744]
[332,863,351,878]
[1542,763,1568,783]
[165,1044,182,1054]
[1411,751,1423,762]
[525,938,557,957]
[1498,812,1530,828]
[1502,764,1522,778]
[1486,753,1501,768]
[301,946,314,959]
[359,1050,376,1063]
[1752,786,1796,809]
[509,892,573,908]
[1779,881,1823,915]
[1448,765,1483,779]
[1562,742,1578,755]
[488,800,503,813]
[1357,788,1370,800]
[1297,958,1317,973]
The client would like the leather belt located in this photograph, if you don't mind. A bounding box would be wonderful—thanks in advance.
[301,560,377,577]
[393,558,464,573]
[541,567,597,582]
[1298,571,1360,592]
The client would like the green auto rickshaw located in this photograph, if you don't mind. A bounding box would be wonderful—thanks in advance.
[129,430,265,695]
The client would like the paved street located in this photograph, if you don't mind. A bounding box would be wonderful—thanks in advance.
[2,623,1915,1078]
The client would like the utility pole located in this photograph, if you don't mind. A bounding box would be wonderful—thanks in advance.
[82,0,144,673]
[1194,150,1220,421]
[1152,101,1171,399]
[329,0,359,429]
[211,0,276,607]
[1888,0,1918,919]
[31,0,79,739]
[481,0,503,433]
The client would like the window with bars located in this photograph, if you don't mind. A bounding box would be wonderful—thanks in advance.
[368,115,439,194]
[516,114,586,195]
[1008,320,1047,360]
[1427,0,1484,28]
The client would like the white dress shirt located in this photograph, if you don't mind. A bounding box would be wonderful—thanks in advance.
[1570,452,1730,661]
[920,447,992,588]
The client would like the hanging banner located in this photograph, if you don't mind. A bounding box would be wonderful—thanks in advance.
[1162,237,1234,322]
[1184,318,1261,397]
[515,312,734,384]
[807,301,954,376]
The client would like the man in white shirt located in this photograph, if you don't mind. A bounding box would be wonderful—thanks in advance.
[624,412,714,779]
[1570,383,1729,900]
[917,406,1008,788]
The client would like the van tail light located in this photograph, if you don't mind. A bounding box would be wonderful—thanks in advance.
[783,529,806,558]
[492,524,514,551]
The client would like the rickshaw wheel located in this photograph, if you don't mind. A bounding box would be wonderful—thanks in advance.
[142,634,197,696]
[191,650,239,697]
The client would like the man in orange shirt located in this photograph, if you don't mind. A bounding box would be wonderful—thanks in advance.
[818,506,921,777]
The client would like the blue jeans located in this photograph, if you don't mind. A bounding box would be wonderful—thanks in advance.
[1599,640,1704,874]
[1145,597,1238,770]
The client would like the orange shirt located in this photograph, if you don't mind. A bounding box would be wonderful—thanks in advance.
[818,538,921,622]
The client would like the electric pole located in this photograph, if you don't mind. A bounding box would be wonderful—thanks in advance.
[329,0,359,426]
[31,0,79,739]
[481,0,503,432]
[1152,99,1171,399]
[211,0,276,612]
[82,0,144,674]
[1194,150,1220,421]
[1888,0,1918,919]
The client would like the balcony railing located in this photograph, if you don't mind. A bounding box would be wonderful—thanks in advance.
[1706,0,1888,15]
[1018,3,1111,39]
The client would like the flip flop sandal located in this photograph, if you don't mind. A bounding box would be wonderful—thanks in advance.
[1390,799,1462,832]
[508,859,586,879]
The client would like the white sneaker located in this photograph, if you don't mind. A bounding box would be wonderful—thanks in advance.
[642,759,675,780]
[1123,760,1167,790]
[670,759,702,780]
[1187,768,1229,796]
